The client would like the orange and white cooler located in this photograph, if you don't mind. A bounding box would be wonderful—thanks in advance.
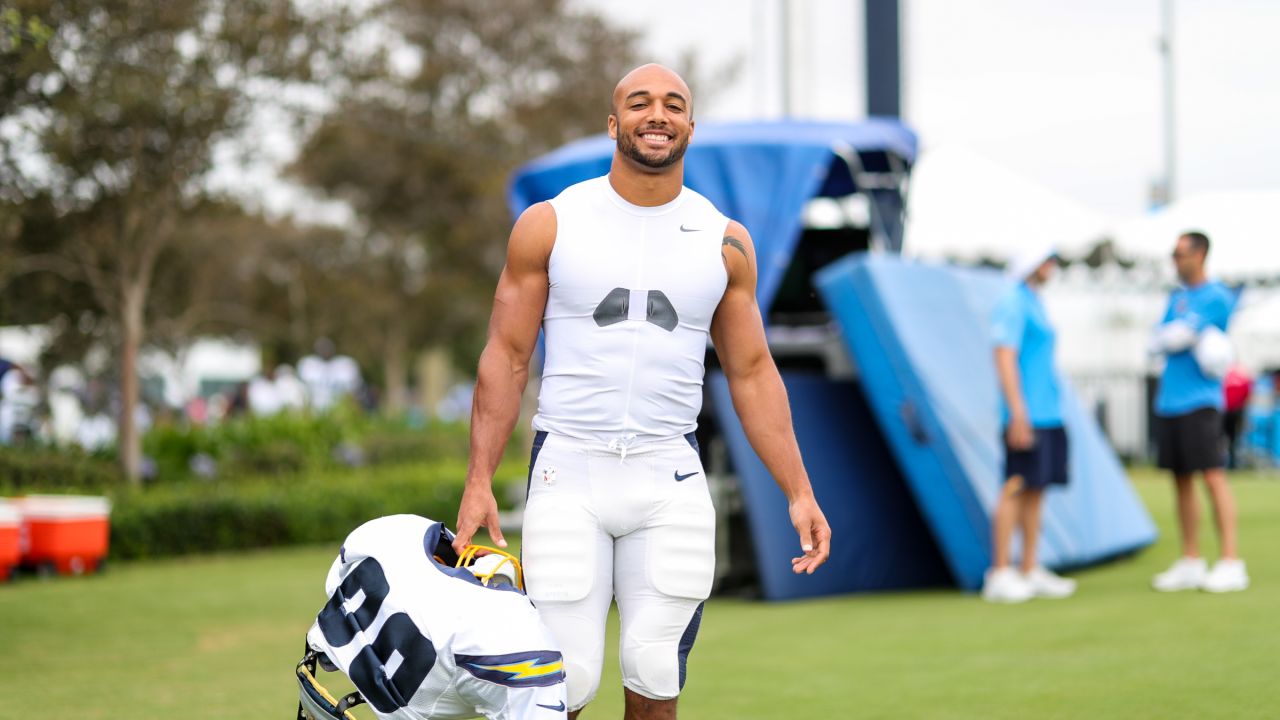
[0,500,20,581]
[15,495,112,575]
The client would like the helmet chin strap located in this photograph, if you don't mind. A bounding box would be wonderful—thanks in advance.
[456,544,524,591]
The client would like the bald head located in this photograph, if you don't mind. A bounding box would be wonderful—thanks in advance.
[608,63,695,174]
[611,63,693,118]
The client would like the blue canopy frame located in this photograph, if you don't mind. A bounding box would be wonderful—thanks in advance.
[508,119,917,312]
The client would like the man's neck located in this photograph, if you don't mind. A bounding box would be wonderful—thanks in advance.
[607,156,684,207]
[1183,271,1208,287]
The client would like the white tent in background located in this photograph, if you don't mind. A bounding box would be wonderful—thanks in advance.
[1229,290,1280,372]
[902,145,1110,263]
[1108,190,1280,279]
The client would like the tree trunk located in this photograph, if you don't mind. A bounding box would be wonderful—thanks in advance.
[118,282,146,486]
[418,346,453,422]
[383,325,408,416]
[288,271,309,354]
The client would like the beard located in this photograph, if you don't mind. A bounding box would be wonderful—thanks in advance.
[617,127,689,170]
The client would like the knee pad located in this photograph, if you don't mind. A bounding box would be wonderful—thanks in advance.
[535,612,604,711]
[564,654,602,711]
[620,602,704,700]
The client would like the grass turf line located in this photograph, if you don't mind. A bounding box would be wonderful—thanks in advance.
[0,469,1275,719]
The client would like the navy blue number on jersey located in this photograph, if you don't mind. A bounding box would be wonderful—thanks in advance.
[317,558,437,713]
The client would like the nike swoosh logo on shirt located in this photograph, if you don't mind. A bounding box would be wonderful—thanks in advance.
[537,701,567,712]
[674,470,700,481]
[679,224,699,232]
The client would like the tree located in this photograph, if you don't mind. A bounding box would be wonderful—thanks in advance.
[289,0,643,413]
[0,192,103,371]
[0,0,351,483]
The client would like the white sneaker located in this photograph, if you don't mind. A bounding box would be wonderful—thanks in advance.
[983,567,1034,603]
[1152,557,1208,592]
[1023,566,1077,599]
[1202,559,1249,593]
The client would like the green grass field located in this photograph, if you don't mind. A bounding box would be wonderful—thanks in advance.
[1,469,1276,719]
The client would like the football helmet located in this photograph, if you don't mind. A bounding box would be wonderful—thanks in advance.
[456,544,524,591]
[296,648,363,720]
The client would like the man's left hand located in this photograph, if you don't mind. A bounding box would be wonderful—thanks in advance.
[788,496,831,574]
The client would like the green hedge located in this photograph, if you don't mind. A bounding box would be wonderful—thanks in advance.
[107,460,527,561]
[143,411,346,481]
[0,446,122,493]
[0,417,482,493]
[142,411,477,483]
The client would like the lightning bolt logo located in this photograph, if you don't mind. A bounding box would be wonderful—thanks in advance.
[457,651,566,688]
[473,658,563,681]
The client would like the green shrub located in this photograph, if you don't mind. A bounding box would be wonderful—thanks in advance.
[358,422,471,465]
[107,460,527,560]
[0,446,122,493]
[143,411,348,482]
[141,410,480,483]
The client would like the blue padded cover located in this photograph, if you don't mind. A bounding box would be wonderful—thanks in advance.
[815,255,1157,590]
[708,371,951,601]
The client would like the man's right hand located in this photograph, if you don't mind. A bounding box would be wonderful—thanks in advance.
[1006,414,1035,451]
[453,482,507,555]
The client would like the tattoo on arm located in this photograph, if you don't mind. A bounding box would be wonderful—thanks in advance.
[722,235,748,261]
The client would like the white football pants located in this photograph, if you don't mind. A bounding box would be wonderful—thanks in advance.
[521,432,715,711]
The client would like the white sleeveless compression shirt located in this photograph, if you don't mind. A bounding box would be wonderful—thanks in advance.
[532,175,731,446]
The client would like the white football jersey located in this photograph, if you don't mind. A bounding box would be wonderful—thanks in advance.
[534,176,731,445]
[306,515,567,720]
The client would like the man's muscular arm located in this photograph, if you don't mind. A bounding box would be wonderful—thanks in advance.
[453,202,555,555]
[710,220,831,574]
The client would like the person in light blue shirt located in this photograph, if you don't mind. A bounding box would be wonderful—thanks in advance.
[1150,231,1248,593]
[1154,283,1235,417]
[982,243,1076,604]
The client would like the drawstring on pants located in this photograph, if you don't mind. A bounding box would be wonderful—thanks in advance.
[607,433,638,463]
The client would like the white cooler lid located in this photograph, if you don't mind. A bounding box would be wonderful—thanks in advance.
[14,494,112,520]
[0,500,20,525]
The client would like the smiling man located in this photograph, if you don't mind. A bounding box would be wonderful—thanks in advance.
[453,64,831,720]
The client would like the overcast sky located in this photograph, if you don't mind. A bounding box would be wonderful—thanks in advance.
[575,0,1280,218]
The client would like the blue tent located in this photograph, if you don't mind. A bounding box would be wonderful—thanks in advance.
[507,119,1155,601]
[508,119,917,311]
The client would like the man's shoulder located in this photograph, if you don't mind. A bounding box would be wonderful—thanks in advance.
[680,185,731,223]
[548,175,608,205]
[990,284,1030,329]
[995,282,1029,308]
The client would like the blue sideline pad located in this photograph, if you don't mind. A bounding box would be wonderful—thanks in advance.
[815,255,1158,591]
[708,371,952,601]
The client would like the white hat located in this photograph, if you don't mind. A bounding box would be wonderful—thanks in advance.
[1006,242,1058,281]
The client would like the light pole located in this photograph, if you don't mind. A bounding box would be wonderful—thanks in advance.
[865,0,901,118]
[1158,0,1177,206]
[780,0,791,116]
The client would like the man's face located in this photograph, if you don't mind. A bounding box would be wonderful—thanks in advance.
[1171,236,1204,282]
[1031,258,1057,285]
[608,69,694,172]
